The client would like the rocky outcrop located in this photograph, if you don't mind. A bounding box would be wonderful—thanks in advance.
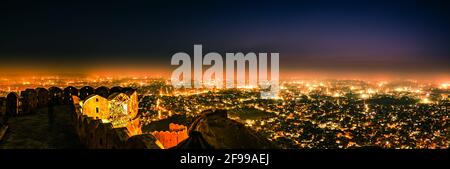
[125,134,161,149]
[176,109,276,149]
[174,131,213,149]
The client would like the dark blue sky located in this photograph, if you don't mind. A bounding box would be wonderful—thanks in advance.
[0,0,449,75]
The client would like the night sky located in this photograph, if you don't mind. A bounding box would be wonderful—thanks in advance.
[1,0,449,79]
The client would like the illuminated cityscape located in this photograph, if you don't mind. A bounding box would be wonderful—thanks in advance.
[2,0,450,167]
[1,4,450,168]
[122,78,450,149]
[1,76,448,149]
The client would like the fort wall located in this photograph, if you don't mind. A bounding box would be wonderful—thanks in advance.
[0,86,184,149]
[72,104,162,149]
[151,123,188,149]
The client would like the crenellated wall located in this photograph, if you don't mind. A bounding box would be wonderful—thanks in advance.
[1,86,186,149]
[72,104,162,149]
[152,123,189,149]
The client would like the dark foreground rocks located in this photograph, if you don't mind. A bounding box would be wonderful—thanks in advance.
[175,109,276,149]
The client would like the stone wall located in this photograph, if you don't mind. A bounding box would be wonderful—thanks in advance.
[152,123,188,149]
[72,104,162,149]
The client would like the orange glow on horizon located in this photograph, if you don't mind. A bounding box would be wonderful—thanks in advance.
[0,65,448,83]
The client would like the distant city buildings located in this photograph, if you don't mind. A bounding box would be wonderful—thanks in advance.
[0,78,449,149]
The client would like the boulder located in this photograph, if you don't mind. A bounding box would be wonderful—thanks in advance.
[176,109,276,149]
